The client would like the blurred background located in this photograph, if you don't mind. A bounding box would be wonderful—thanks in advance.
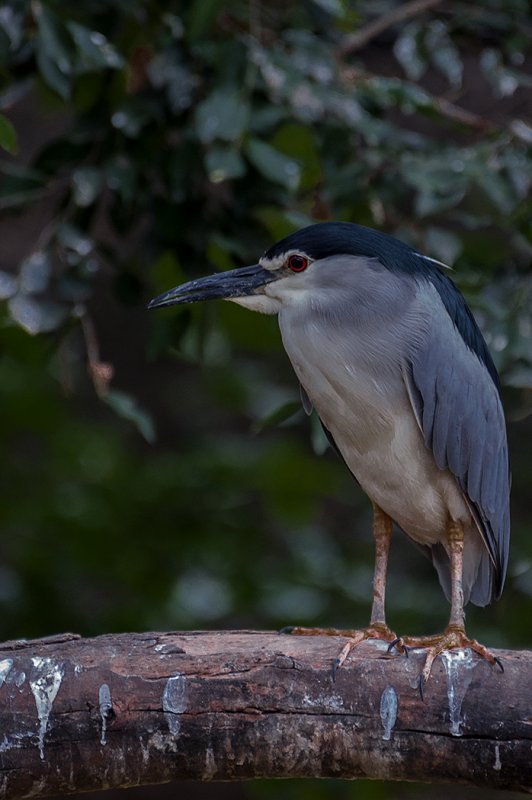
[0,1,531,798]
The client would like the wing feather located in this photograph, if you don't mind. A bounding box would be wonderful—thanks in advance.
[405,310,510,604]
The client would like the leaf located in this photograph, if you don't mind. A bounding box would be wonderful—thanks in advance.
[252,401,302,434]
[57,223,93,256]
[34,6,75,99]
[206,240,236,272]
[104,156,137,203]
[504,365,532,389]
[272,123,321,190]
[474,168,516,214]
[66,22,124,71]
[146,52,197,114]
[110,100,151,137]
[0,114,17,154]
[204,146,246,182]
[361,77,431,114]
[105,390,156,443]
[186,0,223,40]
[310,0,345,15]
[393,23,426,82]
[0,173,46,209]
[36,54,69,100]
[150,250,187,297]
[310,413,330,455]
[480,48,532,98]
[72,166,102,207]
[245,139,301,189]
[19,252,51,294]
[253,206,312,241]
[425,20,463,87]
[34,6,75,73]
[415,187,465,217]
[425,227,463,266]
[510,119,532,145]
[8,295,68,334]
[195,88,249,144]
[0,271,18,299]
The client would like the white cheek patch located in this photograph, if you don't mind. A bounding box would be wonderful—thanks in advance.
[227,295,281,315]
[259,255,285,271]
[263,276,313,308]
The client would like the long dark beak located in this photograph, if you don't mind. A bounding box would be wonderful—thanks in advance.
[148,264,277,309]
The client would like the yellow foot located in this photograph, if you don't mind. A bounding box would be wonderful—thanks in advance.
[399,625,503,698]
[279,624,403,680]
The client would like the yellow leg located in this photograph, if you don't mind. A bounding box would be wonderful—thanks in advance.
[400,519,502,696]
[281,504,400,674]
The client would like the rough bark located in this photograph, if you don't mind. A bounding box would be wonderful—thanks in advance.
[0,631,530,797]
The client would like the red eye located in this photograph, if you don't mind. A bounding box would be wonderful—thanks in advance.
[288,254,309,272]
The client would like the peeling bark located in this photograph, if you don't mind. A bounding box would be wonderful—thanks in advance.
[0,631,530,797]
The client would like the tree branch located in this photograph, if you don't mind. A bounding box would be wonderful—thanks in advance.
[340,0,446,56]
[0,631,530,797]
[432,95,497,131]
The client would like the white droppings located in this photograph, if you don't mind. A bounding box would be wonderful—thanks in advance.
[74,664,83,675]
[99,684,113,745]
[301,692,344,711]
[204,744,217,779]
[441,649,476,737]
[162,674,187,736]
[139,736,150,764]
[380,686,398,741]
[154,644,164,652]
[494,743,502,771]
[29,657,64,759]
[0,730,34,752]
[0,659,13,687]
[146,730,178,753]
[25,777,47,798]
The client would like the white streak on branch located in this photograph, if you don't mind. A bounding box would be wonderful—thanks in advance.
[98,684,113,746]
[380,686,398,741]
[29,657,64,759]
[441,649,476,737]
[162,674,187,736]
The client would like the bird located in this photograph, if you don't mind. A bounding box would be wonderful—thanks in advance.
[148,221,510,690]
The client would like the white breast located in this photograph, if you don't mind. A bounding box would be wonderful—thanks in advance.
[278,306,471,547]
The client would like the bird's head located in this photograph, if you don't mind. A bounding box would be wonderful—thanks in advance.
[148,222,447,315]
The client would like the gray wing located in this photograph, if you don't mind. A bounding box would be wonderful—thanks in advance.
[403,315,510,605]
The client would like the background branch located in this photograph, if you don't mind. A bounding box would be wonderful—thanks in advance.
[340,0,446,56]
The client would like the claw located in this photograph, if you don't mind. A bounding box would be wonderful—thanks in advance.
[493,656,504,673]
[278,624,402,679]
[401,626,503,696]
[387,637,408,658]
[420,648,438,693]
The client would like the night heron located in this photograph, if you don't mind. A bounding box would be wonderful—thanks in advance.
[149,221,510,689]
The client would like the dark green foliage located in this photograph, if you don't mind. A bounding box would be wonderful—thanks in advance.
[0,7,531,796]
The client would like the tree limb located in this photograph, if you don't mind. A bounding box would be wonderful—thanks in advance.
[340,0,446,56]
[0,631,530,797]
